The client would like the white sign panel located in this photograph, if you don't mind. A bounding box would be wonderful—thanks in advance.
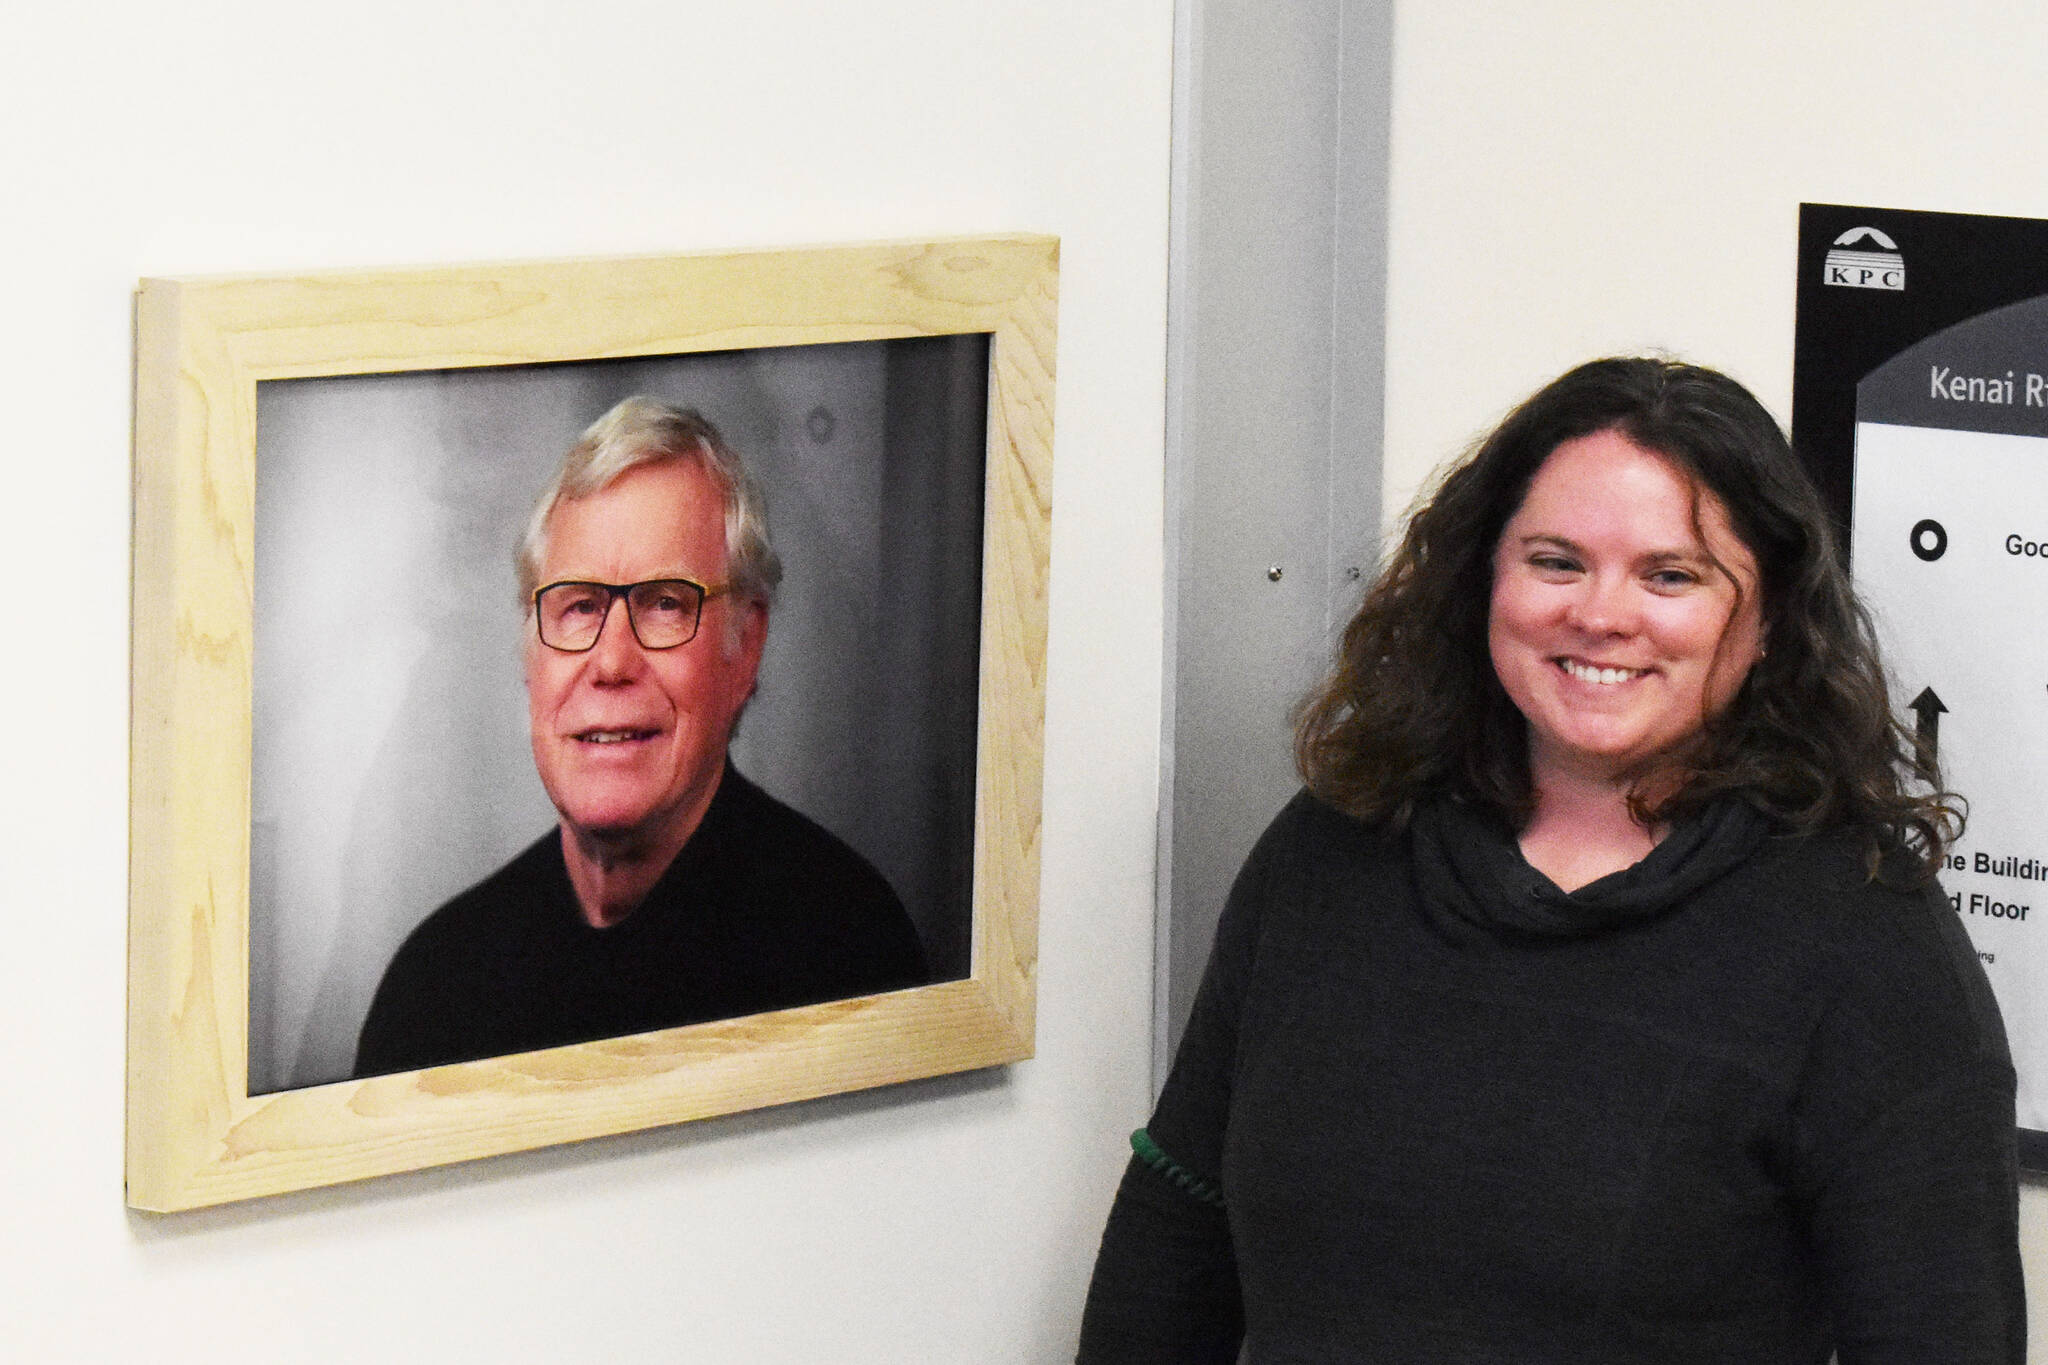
[1853,419,2048,1129]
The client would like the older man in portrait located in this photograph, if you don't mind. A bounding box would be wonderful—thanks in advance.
[355,398,929,1076]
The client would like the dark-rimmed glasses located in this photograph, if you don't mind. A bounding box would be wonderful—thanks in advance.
[532,578,732,652]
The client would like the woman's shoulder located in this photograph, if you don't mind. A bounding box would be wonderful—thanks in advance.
[1740,826,2007,1073]
[1739,826,1961,969]
[1243,787,1410,882]
[1212,789,1418,956]
[1740,824,1957,938]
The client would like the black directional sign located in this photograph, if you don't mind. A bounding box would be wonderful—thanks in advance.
[1796,203,2048,1169]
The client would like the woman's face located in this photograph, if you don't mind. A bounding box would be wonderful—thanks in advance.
[1487,428,1763,789]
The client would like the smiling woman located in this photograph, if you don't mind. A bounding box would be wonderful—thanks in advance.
[1295,359,1957,863]
[1488,433,1764,774]
[1078,357,2022,1363]
[1486,429,1766,890]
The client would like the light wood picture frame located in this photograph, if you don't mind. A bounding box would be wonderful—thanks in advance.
[128,236,1056,1211]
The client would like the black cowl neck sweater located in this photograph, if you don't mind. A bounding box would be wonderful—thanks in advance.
[1079,791,2021,1364]
[1411,795,1770,940]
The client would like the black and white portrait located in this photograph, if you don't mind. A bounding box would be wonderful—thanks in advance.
[247,337,989,1092]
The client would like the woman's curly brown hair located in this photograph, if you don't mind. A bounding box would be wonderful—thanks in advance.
[1295,356,1960,881]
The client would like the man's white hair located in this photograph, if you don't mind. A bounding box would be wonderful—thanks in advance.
[517,397,783,626]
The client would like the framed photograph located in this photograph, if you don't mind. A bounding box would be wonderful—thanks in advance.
[128,236,1056,1211]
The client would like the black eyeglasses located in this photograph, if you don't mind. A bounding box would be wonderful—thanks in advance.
[532,578,732,652]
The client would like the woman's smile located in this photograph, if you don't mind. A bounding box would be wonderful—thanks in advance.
[1488,428,1763,786]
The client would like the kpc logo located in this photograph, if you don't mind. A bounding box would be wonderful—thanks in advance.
[1823,226,1905,291]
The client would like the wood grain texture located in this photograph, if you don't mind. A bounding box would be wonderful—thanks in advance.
[127,236,1057,1211]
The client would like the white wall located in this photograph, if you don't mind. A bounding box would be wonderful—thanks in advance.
[0,2,1169,1359]
[1383,0,2048,1349]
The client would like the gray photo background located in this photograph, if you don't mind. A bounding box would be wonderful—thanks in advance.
[249,337,989,1093]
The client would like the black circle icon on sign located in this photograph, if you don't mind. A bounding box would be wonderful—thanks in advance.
[1910,519,1947,562]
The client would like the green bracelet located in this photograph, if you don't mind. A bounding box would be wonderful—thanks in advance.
[1130,1127,1227,1209]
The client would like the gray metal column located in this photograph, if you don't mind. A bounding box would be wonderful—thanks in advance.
[1158,0,1393,1078]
